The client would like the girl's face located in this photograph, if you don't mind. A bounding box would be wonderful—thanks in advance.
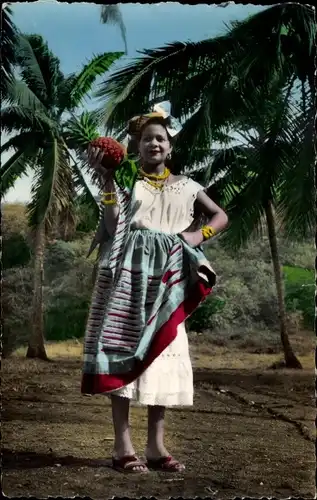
[139,123,172,165]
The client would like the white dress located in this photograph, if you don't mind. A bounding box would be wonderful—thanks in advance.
[110,176,204,407]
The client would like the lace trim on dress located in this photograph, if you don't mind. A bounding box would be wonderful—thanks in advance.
[140,177,189,195]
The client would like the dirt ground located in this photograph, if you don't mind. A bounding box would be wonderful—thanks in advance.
[2,342,315,499]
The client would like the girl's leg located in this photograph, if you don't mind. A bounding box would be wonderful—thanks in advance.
[146,405,168,457]
[111,394,134,456]
[146,405,185,471]
[111,394,146,471]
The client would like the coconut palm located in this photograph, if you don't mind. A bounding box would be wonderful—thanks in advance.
[191,78,314,368]
[93,3,315,367]
[100,5,127,54]
[1,33,123,359]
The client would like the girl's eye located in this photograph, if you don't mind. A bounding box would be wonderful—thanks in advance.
[143,136,165,142]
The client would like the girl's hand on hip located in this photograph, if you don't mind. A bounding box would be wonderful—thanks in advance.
[179,230,204,248]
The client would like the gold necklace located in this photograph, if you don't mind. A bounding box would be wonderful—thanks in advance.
[139,167,170,191]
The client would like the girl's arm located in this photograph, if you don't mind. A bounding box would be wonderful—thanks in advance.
[180,190,228,247]
[88,146,119,235]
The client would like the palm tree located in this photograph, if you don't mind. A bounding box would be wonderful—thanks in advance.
[1,33,123,359]
[92,3,315,367]
[195,79,314,368]
[100,5,127,54]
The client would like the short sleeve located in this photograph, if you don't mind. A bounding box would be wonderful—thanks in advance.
[188,179,205,199]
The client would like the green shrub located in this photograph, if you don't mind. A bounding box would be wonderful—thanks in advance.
[45,297,90,341]
[75,203,99,234]
[44,256,94,341]
[2,233,32,269]
[187,295,225,331]
[283,266,315,329]
[188,242,279,333]
[2,267,33,356]
[278,241,314,270]
[44,240,77,282]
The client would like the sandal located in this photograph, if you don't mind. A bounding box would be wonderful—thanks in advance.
[146,455,185,472]
[112,455,149,473]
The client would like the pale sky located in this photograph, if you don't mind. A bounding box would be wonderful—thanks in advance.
[2,1,267,203]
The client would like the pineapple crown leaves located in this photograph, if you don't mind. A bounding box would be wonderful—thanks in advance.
[63,111,100,151]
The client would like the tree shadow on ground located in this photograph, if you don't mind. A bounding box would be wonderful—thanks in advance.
[2,449,113,470]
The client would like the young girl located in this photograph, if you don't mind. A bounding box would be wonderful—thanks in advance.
[82,107,228,473]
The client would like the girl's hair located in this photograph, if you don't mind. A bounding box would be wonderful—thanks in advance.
[139,116,173,142]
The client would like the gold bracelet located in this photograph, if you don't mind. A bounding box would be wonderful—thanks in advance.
[101,192,117,206]
[201,225,217,240]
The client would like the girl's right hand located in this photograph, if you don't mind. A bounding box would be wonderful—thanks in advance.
[87,146,112,188]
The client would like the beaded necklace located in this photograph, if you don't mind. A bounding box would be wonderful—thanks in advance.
[138,166,170,191]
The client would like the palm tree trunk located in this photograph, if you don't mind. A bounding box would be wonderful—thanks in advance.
[264,200,302,369]
[26,221,48,360]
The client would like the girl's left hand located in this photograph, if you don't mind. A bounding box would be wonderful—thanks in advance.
[179,230,204,248]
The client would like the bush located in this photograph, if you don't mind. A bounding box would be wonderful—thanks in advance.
[2,240,95,353]
[188,242,279,333]
[44,240,77,282]
[2,233,32,269]
[187,295,225,331]
[45,297,91,341]
[2,267,33,356]
[186,240,314,334]
[278,240,314,270]
[75,202,99,234]
[283,266,315,329]
[44,257,94,341]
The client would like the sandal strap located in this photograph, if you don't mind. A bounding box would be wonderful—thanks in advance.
[147,455,184,470]
[113,455,146,470]
[161,456,180,468]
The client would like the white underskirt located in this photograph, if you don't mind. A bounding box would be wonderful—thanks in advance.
[109,322,194,407]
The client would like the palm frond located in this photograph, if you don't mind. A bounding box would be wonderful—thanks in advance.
[56,73,77,113]
[27,138,72,228]
[100,5,128,54]
[221,175,267,250]
[277,98,315,238]
[1,5,19,99]
[1,144,39,195]
[59,52,123,111]
[71,159,99,220]
[1,105,57,134]
[14,34,48,104]
[0,131,42,154]
[172,106,215,172]
[16,34,64,109]
[5,78,49,114]
[96,39,224,131]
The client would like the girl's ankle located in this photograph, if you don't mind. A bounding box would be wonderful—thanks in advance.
[145,443,169,458]
[113,442,136,458]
